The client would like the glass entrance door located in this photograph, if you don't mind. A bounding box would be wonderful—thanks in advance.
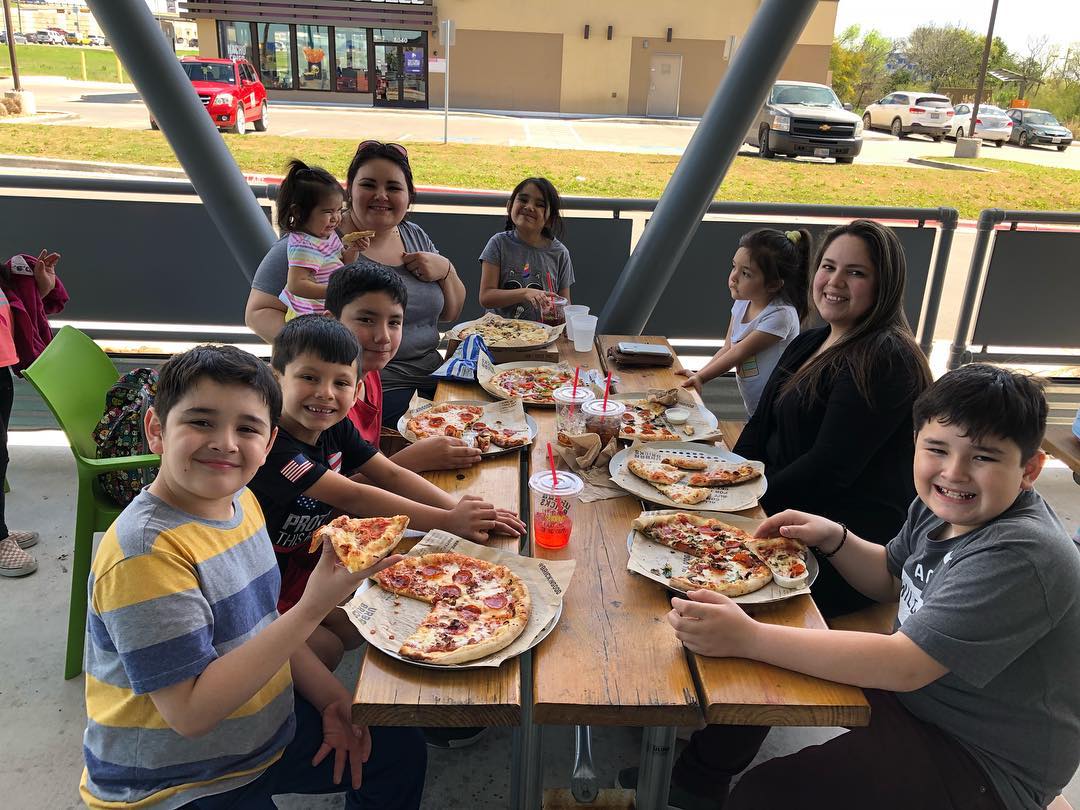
[374,43,427,107]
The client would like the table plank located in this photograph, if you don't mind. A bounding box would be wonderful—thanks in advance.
[1043,424,1080,477]
[530,342,702,726]
[599,338,870,727]
[353,376,524,727]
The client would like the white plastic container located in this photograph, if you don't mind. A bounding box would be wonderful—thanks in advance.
[562,305,589,340]
[553,385,595,446]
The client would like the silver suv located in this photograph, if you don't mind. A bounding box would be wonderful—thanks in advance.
[744,81,864,164]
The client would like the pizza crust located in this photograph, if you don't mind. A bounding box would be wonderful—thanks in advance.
[628,459,686,485]
[661,456,709,471]
[311,514,409,572]
[653,482,711,505]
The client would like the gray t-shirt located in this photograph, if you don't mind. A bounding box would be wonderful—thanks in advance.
[251,222,445,391]
[729,298,800,417]
[886,490,1080,810]
[478,230,575,321]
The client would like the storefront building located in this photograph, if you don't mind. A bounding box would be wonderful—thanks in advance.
[180,0,838,116]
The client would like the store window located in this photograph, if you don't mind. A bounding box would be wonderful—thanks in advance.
[296,25,330,91]
[372,28,423,44]
[335,27,369,92]
[257,23,294,90]
[218,20,255,63]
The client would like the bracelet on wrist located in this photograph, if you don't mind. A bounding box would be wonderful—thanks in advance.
[819,522,848,559]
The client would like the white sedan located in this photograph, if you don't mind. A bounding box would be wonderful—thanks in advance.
[948,103,1012,147]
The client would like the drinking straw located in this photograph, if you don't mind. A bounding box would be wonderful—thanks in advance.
[546,442,563,511]
[546,269,556,294]
[603,370,612,409]
[572,366,580,397]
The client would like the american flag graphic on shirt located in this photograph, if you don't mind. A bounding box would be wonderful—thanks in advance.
[328,452,343,473]
[280,454,315,483]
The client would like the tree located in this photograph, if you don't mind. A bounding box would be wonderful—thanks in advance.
[903,24,984,91]
[852,30,892,107]
[1016,36,1061,97]
[830,25,895,106]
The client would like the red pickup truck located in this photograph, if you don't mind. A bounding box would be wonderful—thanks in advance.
[151,57,268,135]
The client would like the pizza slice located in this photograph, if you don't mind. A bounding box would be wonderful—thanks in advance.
[652,482,711,505]
[744,536,809,589]
[309,514,410,573]
[342,230,376,247]
[669,553,772,597]
[660,456,709,471]
[686,463,762,488]
[628,459,685,485]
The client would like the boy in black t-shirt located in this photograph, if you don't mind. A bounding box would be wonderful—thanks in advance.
[250,316,525,669]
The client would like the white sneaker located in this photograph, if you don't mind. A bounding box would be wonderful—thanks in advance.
[0,536,37,577]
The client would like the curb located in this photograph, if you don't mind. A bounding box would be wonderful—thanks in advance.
[0,111,77,124]
[906,157,995,173]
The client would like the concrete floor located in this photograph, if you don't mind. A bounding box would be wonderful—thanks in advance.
[2,441,1078,809]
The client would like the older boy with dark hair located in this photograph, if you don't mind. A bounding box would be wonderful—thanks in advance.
[326,265,483,472]
[81,344,425,809]
[626,364,1080,810]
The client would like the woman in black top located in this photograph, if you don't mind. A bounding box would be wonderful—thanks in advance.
[734,219,931,618]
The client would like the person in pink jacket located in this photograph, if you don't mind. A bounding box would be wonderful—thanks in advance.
[0,249,61,578]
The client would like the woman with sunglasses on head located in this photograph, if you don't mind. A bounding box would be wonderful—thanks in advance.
[245,141,466,426]
[478,177,573,322]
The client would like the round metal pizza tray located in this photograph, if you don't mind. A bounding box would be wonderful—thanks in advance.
[608,392,720,443]
[609,441,768,513]
[479,361,573,408]
[396,400,539,457]
[448,317,559,350]
[626,521,819,604]
[354,578,564,670]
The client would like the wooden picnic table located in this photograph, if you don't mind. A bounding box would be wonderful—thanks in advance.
[352,376,525,728]
[1043,424,1080,482]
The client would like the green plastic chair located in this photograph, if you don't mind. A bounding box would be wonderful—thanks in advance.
[23,327,160,679]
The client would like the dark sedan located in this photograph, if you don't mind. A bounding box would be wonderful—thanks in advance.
[1007,108,1073,152]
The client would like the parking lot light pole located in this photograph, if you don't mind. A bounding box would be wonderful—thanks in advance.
[86,0,275,281]
[2,0,21,91]
[599,0,818,334]
[969,0,1000,140]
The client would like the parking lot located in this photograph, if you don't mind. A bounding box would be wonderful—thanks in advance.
[11,78,1079,170]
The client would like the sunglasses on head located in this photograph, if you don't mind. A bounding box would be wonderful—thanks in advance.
[356,140,409,161]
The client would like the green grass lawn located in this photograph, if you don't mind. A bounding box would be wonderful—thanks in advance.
[0,44,128,83]
[0,124,1076,219]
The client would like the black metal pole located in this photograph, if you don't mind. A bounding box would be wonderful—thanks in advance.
[2,0,21,91]
[598,0,818,334]
[85,0,275,281]
[970,0,1000,132]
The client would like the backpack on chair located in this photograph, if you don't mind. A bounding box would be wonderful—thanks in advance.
[93,368,159,506]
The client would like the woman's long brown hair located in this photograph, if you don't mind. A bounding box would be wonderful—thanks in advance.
[779,219,932,406]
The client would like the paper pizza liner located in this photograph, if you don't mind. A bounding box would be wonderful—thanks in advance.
[626,510,816,606]
[607,389,725,444]
[609,441,767,512]
[397,398,535,455]
[476,356,574,407]
[344,531,576,668]
[447,312,565,349]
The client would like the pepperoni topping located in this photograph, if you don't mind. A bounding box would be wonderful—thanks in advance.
[437,584,462,601]
[420,565,443,578]
[446,619,468,635]
[483,594,508,610]
[459,603,482,616]
[472,422,488,431]
[385,573,412,589]
[452,569,474,584]
[790,562,807,576]
[428,416,445,427]
[622,426,635,434]
[621,412,635,422]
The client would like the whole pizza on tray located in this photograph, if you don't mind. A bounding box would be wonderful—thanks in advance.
[459,316,549,347]
[488,365,575,405]
[632,512,808,596]
[405,402,530,451]
[374,552,531,664]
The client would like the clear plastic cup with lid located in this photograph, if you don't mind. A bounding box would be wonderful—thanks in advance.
[539,294,569,326]
[582,399,627,447]
[552,385,595,447]
[528,470,584,549]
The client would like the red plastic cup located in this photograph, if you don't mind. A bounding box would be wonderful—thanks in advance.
[529,470,584,549]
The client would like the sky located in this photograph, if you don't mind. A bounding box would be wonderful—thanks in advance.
[833,0,1080,55]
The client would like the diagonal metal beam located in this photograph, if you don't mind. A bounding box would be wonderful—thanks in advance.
[599,0,819,334]
[86,0,275,282]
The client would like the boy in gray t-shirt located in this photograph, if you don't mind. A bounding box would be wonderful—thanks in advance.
[633,364,1080,810]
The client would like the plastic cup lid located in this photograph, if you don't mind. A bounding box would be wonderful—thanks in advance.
[582,399,626,416]
[528,470,584,497]
[553,385,595,404]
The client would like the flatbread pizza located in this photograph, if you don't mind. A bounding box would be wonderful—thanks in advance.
[458,315,549,348]
[342,230,376,247]
[487,365,575,405]
[374,552,531,664]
